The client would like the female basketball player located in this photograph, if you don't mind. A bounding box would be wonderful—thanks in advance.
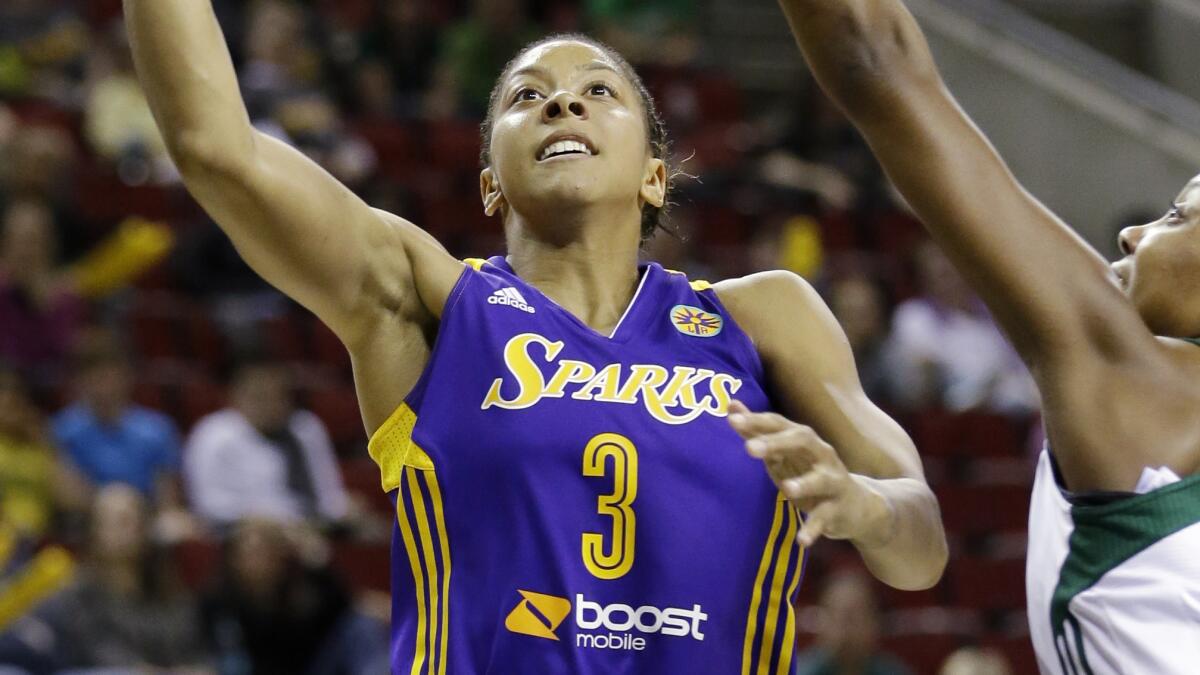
[778,0,1200,673]
[124,1,946,671]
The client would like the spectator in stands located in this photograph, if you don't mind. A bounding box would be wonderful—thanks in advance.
[828,272,892,406]
[940,647,1013,675]
[0,198,84,381]
[0,0,89,101]
[83,21,172,184]
[345,0,442,118]
[0,484,211,672]
[200,518,389,675]
[272,92,378,191]
[585,0,699,67]
[0,366,71,539]
[794,571,913,675]
[185,357,349,529]
[0,121,96,264]
[884,241,1038,413]
[52,332,184,507]
[0,123,75,208]
[426,0,541,117]
[240,0,321,121]
[0,104,15,153]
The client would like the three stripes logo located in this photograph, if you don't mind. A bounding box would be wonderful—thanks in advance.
[488,287,537,313]
[504,590,572,640]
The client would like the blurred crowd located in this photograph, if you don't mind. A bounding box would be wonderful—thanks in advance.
[1,0,1038,673]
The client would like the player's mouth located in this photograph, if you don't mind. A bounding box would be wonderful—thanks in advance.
[536,133,597,162]
[1111,259,1131,290]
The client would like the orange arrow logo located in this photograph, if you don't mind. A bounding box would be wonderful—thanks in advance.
[504,590,572,640]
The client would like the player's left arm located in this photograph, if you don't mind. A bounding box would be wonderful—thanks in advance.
[717,270,947,591]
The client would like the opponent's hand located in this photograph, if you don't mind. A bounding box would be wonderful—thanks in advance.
[727,400,891,548]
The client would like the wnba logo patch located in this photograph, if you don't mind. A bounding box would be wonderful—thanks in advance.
[505,590,572,640]
[670,305,723,337]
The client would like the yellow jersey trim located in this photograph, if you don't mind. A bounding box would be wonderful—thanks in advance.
[664,268,713,291]
[396,467,452,675]
[741,497,803,674]
[368,403,434,493]
[756,505,800,674]
[463,257,487,271]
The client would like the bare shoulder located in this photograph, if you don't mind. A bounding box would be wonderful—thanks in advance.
[711,270,841,359]
[347,210,467,435]
[362,209,464,323]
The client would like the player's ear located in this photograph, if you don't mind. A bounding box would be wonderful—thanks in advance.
[480,168,506,217]
[639,157,666,209]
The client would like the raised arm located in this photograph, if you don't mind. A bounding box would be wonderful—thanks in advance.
[775,0,1158,367]
[721,272,947,591]
[124,0,459,342]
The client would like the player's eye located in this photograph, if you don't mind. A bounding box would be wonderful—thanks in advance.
[513,87,541,103]
[1167,204,1185,224]
[587,83,614,97]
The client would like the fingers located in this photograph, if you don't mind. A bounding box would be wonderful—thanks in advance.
[727,401,793,439]
[796,506,828,548]
[780,472,839,504]
[743,426,834,464]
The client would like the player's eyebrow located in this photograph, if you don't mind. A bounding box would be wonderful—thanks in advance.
[510,65,549,80]
[581,61,620,76]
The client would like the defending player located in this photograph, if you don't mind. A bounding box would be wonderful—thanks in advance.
[778,0,1200,672]
[124,0,947,672]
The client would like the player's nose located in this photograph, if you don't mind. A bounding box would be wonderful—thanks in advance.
[542,91,587,123]
[1118,223,1149,256]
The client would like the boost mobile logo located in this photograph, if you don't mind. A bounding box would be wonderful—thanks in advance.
[505,591,708,651]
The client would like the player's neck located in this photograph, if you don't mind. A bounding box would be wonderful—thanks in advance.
[506,220,643,334]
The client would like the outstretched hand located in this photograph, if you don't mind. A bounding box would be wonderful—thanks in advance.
[727,400,892,548]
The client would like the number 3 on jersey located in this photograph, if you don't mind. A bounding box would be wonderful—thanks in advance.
[582,433,638,580]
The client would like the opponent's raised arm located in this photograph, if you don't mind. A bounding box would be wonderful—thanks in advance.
[124,0,454,340]
[776,0,1155,366]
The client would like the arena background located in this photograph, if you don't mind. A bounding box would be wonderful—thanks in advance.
[1,0,1198,673]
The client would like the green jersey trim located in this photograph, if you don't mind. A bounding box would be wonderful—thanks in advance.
[1050,471,1200,674]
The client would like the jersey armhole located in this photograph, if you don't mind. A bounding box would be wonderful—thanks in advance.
[700,285,768,384]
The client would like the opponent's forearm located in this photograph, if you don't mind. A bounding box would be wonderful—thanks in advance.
[776,0,935,118]
[124,0,254,167]
[850,475,947,590]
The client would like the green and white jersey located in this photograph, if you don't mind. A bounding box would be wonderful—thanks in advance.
[1027,450,1200,674]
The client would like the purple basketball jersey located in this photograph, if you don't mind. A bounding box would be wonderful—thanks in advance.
[368,256,805,674]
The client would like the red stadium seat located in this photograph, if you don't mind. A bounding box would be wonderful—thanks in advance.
[981,633,1039,674]
[912,410,1027,458]
[179,375,228,428]
[340,458,392,517]
[310,319,351,372]
[426,120,482,171]
[878,581,951,610]
[881,633,962,674]
[264,313,308,362]
[307,384,365,450]
[680,122,746,172]
[692,74,744,124]
[174,536,221,591]
[935,484,1031,537]
[332,541,391,593]
[950,557,1026,612]
[184,307,228,371]
[354,120,424,183]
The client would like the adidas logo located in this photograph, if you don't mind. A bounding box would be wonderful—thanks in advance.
[488,287,536,314]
